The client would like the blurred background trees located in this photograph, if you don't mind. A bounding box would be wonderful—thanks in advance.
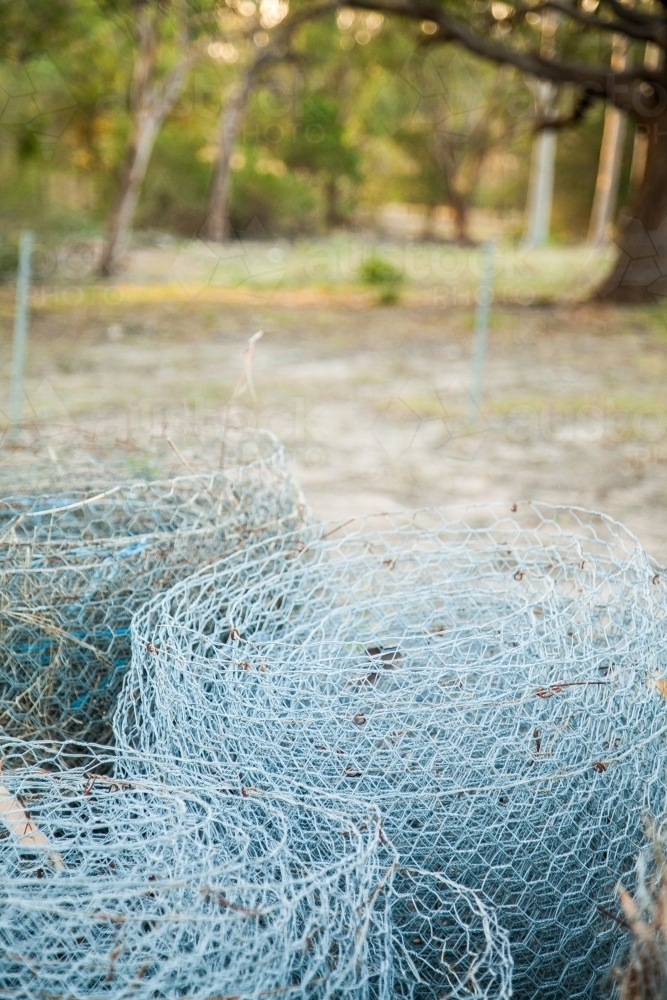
[0,0,646,270]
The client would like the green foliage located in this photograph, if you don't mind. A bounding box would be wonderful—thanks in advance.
[230,156,318,236]
[284,95,358,181]
[283,94,360,227]
[0,234,19,280]
[15,127,41,161]
[359,252,404,304]
[551,102,634,241]
[359,253,402,285]
[552,105,605,241]
[0,0,634,246]
[138,124,212,236]
[0,0,72,61]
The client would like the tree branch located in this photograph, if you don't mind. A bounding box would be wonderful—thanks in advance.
[602,0,660,28]
[349,0,664,116]
[258,0,342,61]
[151,47,199,118]
[534,0,659,43]
[534,84,598,130]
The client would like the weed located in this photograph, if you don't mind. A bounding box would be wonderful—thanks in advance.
[358,253,404,305]
[614,825,667,1000]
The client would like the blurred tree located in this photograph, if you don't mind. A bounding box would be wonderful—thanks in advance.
[206,6,407,237]
[136,120,212,234]
[283,93,359,226]
[391,49,529,241]
[203,7,531,242]
[551,99,605,240]
[205,56,259,241]
[98,0,217,275]
[0,0,115,233]
[228,150,318,233]
[3,0,659,287]
[347,0,667,301]
[204,0,345,242]
[0,0,72,61]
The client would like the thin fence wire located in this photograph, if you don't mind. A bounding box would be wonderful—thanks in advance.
[0,740,394,1000]
[0,424,517,997]
[0,425,304,745]
[117,501,667,1000]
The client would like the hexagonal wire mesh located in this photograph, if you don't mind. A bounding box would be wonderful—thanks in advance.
[117,501,667,1000]
[0,739,393,1000]
[0,424,305,745]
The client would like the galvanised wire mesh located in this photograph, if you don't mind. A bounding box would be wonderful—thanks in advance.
[0,418,218,493]
[380,864,513,999]
[0,739,391,1000]
[0,739,513,1000]
[0,426,304,745]
[117,501,667,1000]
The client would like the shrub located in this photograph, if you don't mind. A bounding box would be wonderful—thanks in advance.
[358,253,404,304]
[230,162,318,237]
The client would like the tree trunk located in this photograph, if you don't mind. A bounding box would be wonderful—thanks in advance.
[588,34,627,247]
[451,189,471,243]
[523,111,557,248]
[205,65,257,242]
[588,104,626,246]
[205,3,346,240]
[523,13,558,248]
[324,176,339,229]
[628,122,649,200]
[432,132,474,244]
[99,5,193,277]
[99,108,162,276]
[628,43,661,201]
[423,203,439,240]
[596,104,667,303]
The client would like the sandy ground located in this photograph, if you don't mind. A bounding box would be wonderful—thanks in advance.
[1,240,666,560]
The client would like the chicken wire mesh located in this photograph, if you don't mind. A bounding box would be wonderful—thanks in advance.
[0,425,304,746]
[0,738,513,1000]
[0,739,391,1000]
[117,501,667,1000]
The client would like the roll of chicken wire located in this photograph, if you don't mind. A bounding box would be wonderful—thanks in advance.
[118,502,667,999]
[0,739,390,1000]
[0,427,304,745]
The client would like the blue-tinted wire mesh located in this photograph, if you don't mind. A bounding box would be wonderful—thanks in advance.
[0,428,304,745]
[117,501,667,1000]
[0,430,514,999]
[0,740,394,1000]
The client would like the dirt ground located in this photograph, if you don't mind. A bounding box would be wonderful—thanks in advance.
[2,240,667,561]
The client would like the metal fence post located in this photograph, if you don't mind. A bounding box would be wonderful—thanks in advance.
[467,240,496,428]
[9,231,33,439]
